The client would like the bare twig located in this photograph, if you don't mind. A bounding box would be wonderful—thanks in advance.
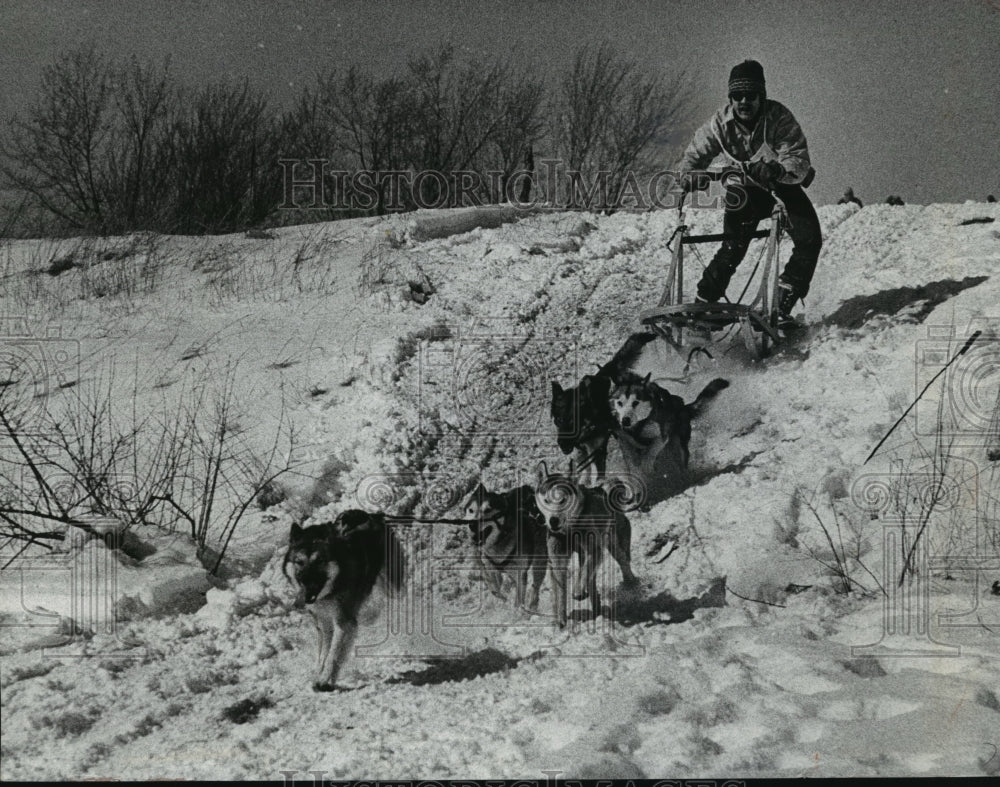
[726,587,787,608]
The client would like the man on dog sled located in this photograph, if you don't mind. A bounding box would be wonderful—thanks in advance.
[676,59,823,328]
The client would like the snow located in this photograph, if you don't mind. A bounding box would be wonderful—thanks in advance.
[1,199,998,779]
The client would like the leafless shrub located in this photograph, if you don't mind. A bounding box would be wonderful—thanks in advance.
[199,229,343,306]
[1,45,293,235]
[4,40,676,231]
[357,236,394,297]
[298,43,546,215]
[0,233,167,318]
[315,66,415,215]
[0,46,175,234]
[0,237,75,314]
[406,43,537,208]
[0,359,303,574]
[549,41,690,210]
[163,79,283,233]
[287,227,342,295]
[794,487,883,596]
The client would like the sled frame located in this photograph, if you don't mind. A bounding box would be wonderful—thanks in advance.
[641,201,786,359]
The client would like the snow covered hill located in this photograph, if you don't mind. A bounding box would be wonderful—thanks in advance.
[1,199,998,779]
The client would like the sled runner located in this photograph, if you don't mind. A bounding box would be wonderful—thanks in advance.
[641,176,789,360]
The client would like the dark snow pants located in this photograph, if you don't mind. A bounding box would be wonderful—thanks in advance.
[696,181,823,302]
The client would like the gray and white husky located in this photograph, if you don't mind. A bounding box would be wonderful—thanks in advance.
[534,461,638,628]
[609,373,729,484]
[463,481,548,613]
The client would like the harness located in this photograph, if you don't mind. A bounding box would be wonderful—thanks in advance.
[560,385,607,440]
[476,509,535,570]
[575,414,605,443]
[716,112,771,169]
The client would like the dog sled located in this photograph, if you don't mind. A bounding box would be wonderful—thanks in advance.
[640,172,788,360]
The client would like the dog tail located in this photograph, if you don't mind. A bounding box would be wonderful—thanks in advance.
[687,377,729,417]
[598,332,657,378]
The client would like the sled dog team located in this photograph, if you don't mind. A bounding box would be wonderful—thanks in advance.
[284,332,728,691]
[281,55,830,689]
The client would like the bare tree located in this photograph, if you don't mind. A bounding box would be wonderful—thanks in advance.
[318,47,546,211]
[1,46,115,231]
[551,41,690,210]
[484,71,546,203]
[162,80,280,233]
[318,66,416,214]
[1,46,292,235]
[7,42,676,230]
[104,55,175,230]
[0,47,181,234]
[406,43,515,207]
[274,81,352,221]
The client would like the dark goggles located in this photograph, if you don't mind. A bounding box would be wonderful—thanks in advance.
[729,91,761,103]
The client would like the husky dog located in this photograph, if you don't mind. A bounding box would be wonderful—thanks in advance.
[283,510,406,692]
[534,461,638,628]
[609,373,729,484]
[550,332,657,482]
[550,374,615,481]
[463,482,548,613]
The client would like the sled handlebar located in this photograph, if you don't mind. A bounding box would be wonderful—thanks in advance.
[678,167,745,215]
[678,165,792,218]
[679,167,744,194]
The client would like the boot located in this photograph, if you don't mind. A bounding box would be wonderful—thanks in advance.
[776,283,800,328]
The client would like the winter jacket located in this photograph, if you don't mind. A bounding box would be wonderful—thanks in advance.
[678,99,813,186]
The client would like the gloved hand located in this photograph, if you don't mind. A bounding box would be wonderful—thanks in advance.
[746,160,785,188]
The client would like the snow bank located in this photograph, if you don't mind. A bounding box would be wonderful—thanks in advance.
[1,200,998,779]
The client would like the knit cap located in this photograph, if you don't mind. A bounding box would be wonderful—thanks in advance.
[728,60,766,96]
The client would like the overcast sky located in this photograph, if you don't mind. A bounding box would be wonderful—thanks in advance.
[1,0,997,206]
